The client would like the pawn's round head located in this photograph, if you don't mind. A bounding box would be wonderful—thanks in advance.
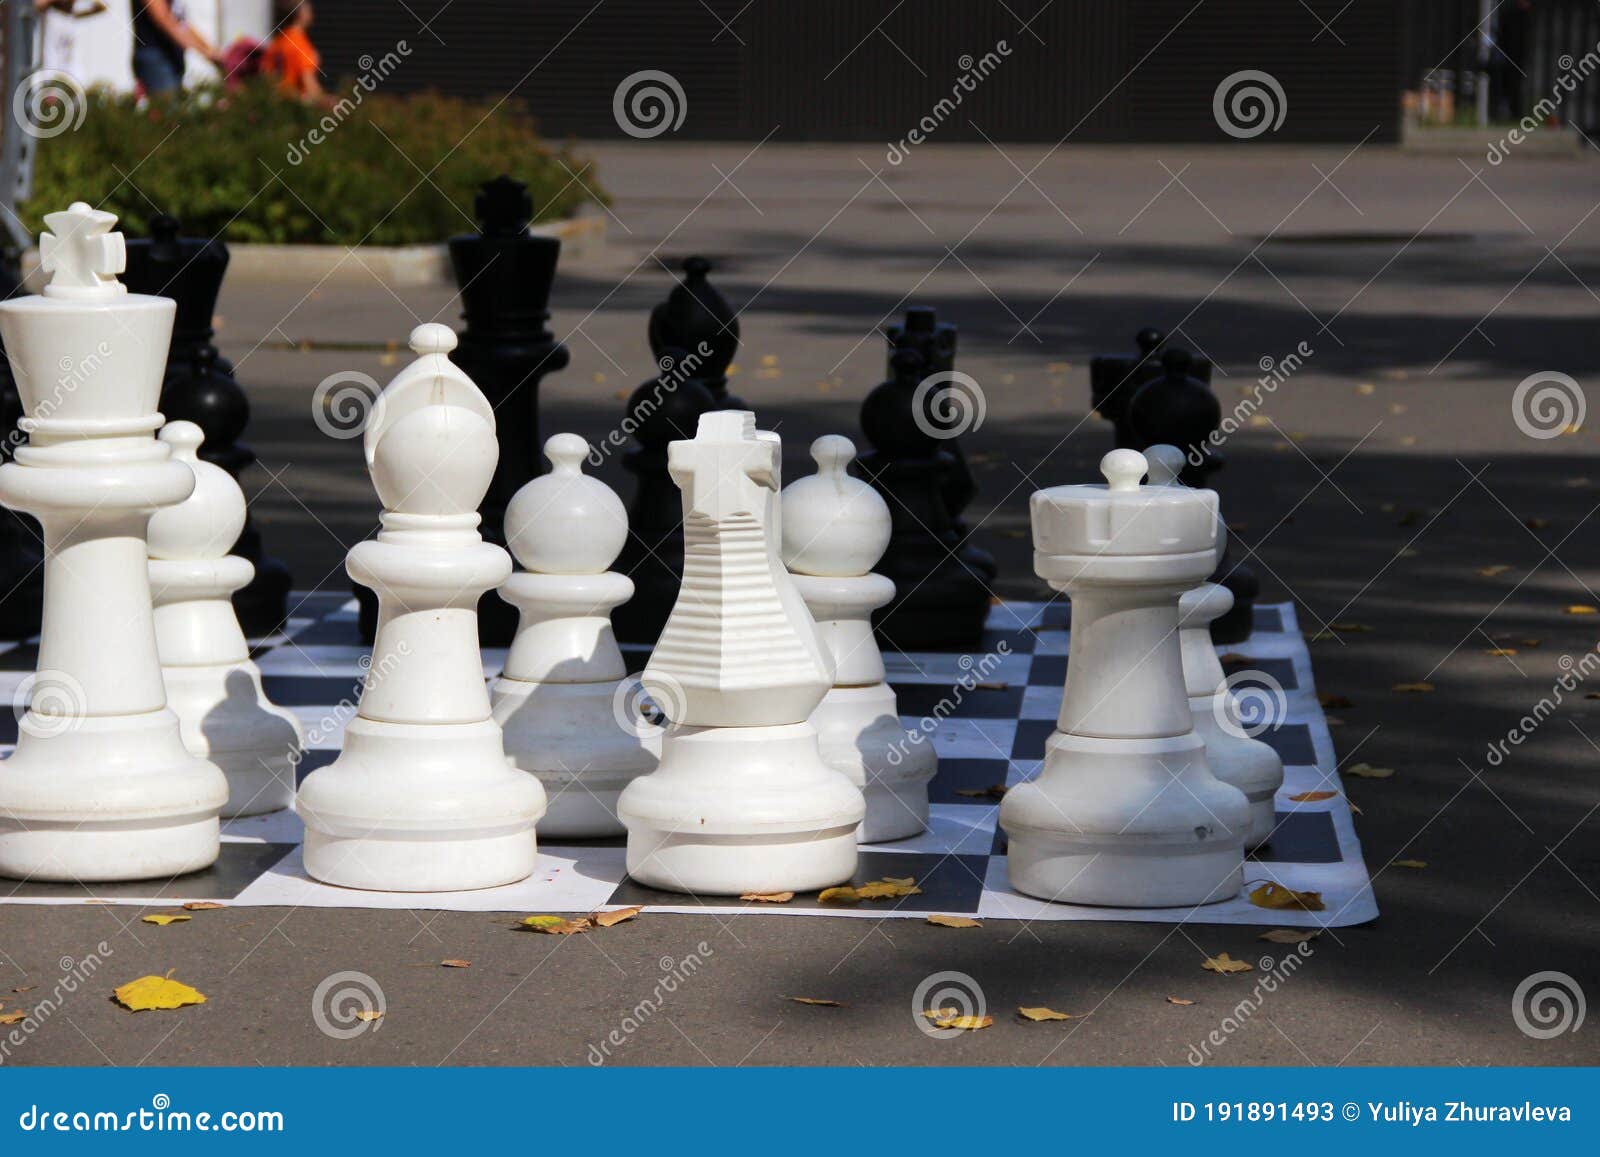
[504,433,628,574]
[1101,448,1148,492]
[148,420,248,561]
[780,434,891,577]
[1143,443,1187,487]
[409,322,457,358]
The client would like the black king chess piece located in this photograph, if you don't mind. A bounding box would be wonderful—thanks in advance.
[648,256,744,409]
[857,348,991,652]
[122,214,291,635]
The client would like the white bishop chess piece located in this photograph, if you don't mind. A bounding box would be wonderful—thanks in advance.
[617,412,864,894]
[0,203,228,881]
[781,435,935,842]
[148,421,303,817]
[492,433,654,838]
[297,324,545,891]
[1144,445,1282,849]
[999,449,1249,907]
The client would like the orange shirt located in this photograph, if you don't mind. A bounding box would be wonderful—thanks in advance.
[263,27,319,95]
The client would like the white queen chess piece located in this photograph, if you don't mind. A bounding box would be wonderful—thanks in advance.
[148,421,304,817]
[617,412,864,894]
[1144,445,1283,849]
[0,203,228,881]
[492,433,654,837]
[999,449,1249,907]
[297,324,545,891]
[781,435,935,842]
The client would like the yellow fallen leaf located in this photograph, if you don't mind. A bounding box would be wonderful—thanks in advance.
[1346,762,1395,779]
[1202,953,1254,974]
[1565,605,1597,615]
[1259,928,1321,944]
[1248,882,1325,912]
[1166,995,1195,1005]
[11,986,34,993]
[113,974,206,1012]
[1018,1006,1080,1021]
[440,959,471,968]
[518,915,591,935]
[592,906,642,928]
[354,1009,382,1022]
[0,1010,25,1025]
[882,876,916,887]
[1391,682,1434,693]
[788,997,842,1007]
[1356,382,1376,395]
[140,914,190,926]
[182,901,225,911]
[932,1014,993,1030]
[1288,790,1338,802]
[1331,622,1374,633]
[854,880,923,899]
[1391,859,1428,870]
[740,891,794,903]
[818,886,861,904]
[1483,648,1518,657]
[926,914,981,929]
[1476,565,1511,577]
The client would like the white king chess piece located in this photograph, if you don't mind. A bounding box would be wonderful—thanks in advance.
[999,449,1249,907]
[781,435,935,842]
[1144,445,1283,849]
[617,412,864,894]
[0,203,228,881]
[492,433,654,838]
[297,324,545,891]
[148,421,304,817]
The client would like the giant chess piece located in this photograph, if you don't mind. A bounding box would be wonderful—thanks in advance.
[1146,445,1282,849]
[999,449,1248,907]
[123,214,291,635]
[648,256,744,409]
[298,324,545,891]
[492,433,654,837]
[617,412,863,894]
[782,435,936,842]
[148,421,303,818]
[0,322,45,641]
[0,203,228,881]
[612,352,717,644]
[1089,327,1212,450]
[857,349,991,652]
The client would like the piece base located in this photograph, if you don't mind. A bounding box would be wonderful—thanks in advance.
[1006,834,1243,908]
[0,814,221,883]
[624,825,858,896]
[302,827,537,893]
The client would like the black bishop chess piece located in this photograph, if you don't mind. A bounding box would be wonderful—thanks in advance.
[612,349,718,645]
[857,348,991,652]
[648,256,744,409]
[122,214,291,635]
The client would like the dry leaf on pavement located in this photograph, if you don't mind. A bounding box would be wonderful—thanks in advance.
[113,973,206,1012]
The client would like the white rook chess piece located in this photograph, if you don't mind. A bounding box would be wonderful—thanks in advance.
[148,421,303,817]
[781,435,935,842]
[617,412,863,894]
[297,324,544,891]
[0,203,227,881]
[1145,445,1282,849]
[999,449,1249,907]
[492,433,653,838]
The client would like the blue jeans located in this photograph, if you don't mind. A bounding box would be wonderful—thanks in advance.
[132,44,184,95]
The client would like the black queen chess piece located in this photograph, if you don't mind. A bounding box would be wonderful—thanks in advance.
[857,348,990,652]
[648,255,744,409]
[122,214,291,636]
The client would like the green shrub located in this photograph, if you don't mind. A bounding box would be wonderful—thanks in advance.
[21,81,605,245]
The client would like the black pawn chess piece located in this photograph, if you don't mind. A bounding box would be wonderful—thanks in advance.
[886,305,995,582]
[612,350,718,645]
[857,348,991,652]
[648,256,744,409]
[1089,327,1214,449]
[0,310,45,641]
[122,214,292,635]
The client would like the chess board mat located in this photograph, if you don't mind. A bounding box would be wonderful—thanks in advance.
[0,595,1378,927]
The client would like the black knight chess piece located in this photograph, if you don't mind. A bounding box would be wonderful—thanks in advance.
[648,256,744,409]
[611,349,718,645]
[122,214,292,635]
[857,348,990,652]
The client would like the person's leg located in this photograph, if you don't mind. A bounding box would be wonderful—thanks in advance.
[132,44,184,95]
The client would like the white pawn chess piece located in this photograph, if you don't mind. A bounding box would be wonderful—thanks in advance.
[999,449,1249,907]
[492,433,654,838]
[617,411,863,894]
[1144,445,1283,849]
[148,421,303,817]
[297,323,545,891]
[781,435,935,842]
[0,203,227,881]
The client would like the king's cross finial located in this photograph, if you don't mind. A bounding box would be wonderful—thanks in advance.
[40,201,126,298]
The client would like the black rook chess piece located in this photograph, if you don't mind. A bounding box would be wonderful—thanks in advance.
[857,348,990,652]
[648,256,744,409]
[122,214,291,636]
[612,350,718,645]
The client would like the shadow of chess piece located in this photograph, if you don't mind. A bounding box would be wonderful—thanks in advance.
[1124,348,1257,643]
[0,319,44,641]
[886,305,995,582]
[648,256,744,409]
[612,349,718,645]
[857,349,990,652]
[122,214,291,637]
